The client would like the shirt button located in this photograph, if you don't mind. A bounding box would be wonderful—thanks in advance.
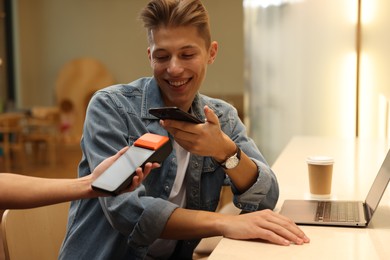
[194,162,199,168]
[164,185,170,192]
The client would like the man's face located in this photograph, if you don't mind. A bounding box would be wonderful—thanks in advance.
[148,26,217,111]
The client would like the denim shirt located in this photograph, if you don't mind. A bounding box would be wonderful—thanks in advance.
[59,77,279,260]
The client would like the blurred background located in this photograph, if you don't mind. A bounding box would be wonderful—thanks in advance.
[1,1,390,259]
[1,0,390,167]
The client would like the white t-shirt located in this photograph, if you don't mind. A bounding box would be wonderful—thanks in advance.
[146,141,190,259]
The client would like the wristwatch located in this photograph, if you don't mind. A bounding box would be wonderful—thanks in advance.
[220,145,241,170]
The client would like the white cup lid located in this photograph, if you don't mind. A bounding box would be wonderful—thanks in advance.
[306,156,334,165]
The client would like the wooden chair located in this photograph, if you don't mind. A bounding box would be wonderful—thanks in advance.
[0,113,26,171]
[23,107,60,165]
[0,202,70,260]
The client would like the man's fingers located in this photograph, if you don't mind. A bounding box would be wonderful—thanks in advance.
[203,105,219,125]
[125,162,161,192]
[261,213,310,245]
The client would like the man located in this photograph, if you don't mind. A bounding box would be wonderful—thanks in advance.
[59,1,309,259]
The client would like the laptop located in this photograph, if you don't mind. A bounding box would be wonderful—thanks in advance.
[279,148,390,227]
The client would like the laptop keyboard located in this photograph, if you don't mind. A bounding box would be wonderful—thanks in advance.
[315,201,360,222]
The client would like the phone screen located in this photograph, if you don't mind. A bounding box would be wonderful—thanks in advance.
[91,146,154,194]
[149,107,204,124]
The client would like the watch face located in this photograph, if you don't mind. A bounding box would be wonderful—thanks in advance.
[225,156,239,169]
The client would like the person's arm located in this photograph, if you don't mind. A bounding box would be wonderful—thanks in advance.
[0,147,158,209]
[160,105,258,192]
[161,207,310,246]
[160,105,307,246]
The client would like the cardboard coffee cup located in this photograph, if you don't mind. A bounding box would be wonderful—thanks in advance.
[306,156,334,198]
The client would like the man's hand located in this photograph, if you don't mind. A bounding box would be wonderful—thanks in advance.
[161,207,309,246]
[160,105,235,161]
[161,105,258,191]
[218,209,310,246]
[91,147,160,195]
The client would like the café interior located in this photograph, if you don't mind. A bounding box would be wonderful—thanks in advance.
[1,0,390,259]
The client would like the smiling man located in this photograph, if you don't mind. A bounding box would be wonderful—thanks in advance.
[147,25,216,112]
[59,1,309,259]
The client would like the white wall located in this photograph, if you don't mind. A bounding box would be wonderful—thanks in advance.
[245,0,390,163]
[359,0,390,138]
[245,0,357,162]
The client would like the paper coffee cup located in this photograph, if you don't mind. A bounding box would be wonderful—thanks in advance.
[306,156,334,198]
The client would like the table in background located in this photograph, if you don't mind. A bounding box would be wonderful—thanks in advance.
[209,136,390,260]
[0,107,60,170]
[0,112,26,171]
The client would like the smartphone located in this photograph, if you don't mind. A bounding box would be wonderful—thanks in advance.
[91,133,172,195]
[149,107,204,124]
[91,146,155,195]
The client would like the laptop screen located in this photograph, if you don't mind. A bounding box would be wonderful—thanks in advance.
[365,149,390,220]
